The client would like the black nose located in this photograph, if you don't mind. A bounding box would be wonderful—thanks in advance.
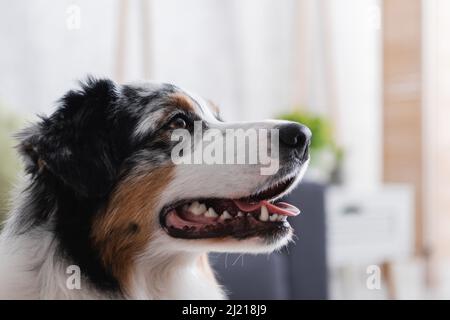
[278,123,312,156]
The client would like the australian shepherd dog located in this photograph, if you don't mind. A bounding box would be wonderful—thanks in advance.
[0,77,310,299]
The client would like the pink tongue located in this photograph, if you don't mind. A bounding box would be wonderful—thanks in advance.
[233,200,300,217]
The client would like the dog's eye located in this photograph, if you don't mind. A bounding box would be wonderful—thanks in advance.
[168,115,188,129]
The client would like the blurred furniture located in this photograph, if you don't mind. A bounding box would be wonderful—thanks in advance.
[211,181,328,299]
[383,0,423,257]
[325,184,414,298]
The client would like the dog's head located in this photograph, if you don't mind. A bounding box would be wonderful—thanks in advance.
[18,77,311,291]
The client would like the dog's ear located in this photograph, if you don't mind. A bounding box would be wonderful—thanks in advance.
[18,77,126,198]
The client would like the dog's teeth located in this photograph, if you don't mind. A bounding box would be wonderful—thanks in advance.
[237,211,244,217]
[259,206,269,221]
[189,201,199,213]
[197,203,207,215]
[192,201,200,207]
[189,201,205,215]
[205,207,218,218]
[220,210,232,220]
[269,213,279,222]
[247,213,252,218]
[278,215,287,221]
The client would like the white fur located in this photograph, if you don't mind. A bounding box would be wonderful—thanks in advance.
[0,179,109,299]
[0,159,306,299]
[0,188,226,299]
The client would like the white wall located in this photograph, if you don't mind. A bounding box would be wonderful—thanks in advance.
[328,0,382,188]
[0,0,118,115]
[0,0,298,123]
[0,0,382,189]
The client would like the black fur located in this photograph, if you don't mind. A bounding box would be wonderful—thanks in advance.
[15,77,188,293]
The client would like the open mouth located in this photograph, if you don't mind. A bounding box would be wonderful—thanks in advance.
[160,175,300,240]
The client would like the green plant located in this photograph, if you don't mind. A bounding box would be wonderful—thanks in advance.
[278,109,335,152]
[278,109,344,183]
[0,105,23,223]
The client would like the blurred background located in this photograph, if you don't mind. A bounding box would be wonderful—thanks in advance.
[0,0,449,299]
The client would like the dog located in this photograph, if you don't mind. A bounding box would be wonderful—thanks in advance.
[0,77,311,299]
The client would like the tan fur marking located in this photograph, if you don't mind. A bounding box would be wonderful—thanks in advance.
[169,93,196,113]
[92,166,174,294]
